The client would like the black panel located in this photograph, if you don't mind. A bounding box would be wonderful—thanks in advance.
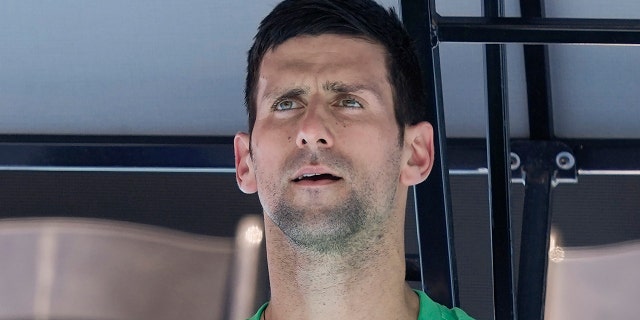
[0,171,259,238]
[552,175,640,247]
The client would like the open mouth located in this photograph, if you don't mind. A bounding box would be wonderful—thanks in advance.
[292,173,342,183]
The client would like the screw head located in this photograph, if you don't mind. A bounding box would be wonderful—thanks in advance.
[555,151,575,170]
[510,152,521,171]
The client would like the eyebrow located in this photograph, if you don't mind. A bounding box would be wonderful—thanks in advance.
[264,81,383,103]
[265,87,309,102]
[323,81,364,93]
[323,81,383,102]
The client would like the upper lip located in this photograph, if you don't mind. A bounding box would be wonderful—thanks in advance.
[291,166,342,182]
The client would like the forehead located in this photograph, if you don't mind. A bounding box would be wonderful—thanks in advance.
[257,34,391,96]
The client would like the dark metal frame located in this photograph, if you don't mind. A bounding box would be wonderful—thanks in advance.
[437,17,640,44]
[401,0,459,308]
[0,135,235,170]
[401,0,640,319]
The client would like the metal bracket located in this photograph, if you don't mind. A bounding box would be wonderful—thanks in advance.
[510,141,578,187]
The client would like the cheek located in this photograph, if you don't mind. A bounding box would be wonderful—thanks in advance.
[350,122,399,150]
[252,157,279,207]
[251,124,284,152]
[355,125,402,169]
[253,119,295,145]
[251,140,287,189]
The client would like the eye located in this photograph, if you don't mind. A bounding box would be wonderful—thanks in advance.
[339,98,363,108]
[272,99,301,111]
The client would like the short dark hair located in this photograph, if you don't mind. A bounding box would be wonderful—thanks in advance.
[244,0,427,137]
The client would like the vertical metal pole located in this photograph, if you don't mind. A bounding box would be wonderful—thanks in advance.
[484,0,518,319]
[517,1,556,319]
[519,0,555,140]
[518,154,554,320]
[401,0,459,308]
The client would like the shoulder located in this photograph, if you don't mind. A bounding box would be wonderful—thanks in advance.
[246,302,268,320]
[415,290,475,320]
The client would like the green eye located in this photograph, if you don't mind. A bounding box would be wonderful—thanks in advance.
[340,98,363,108]
[273,99,299,111]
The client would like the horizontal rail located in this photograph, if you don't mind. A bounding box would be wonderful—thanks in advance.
[2,138,640,173]
[437,17,640,45]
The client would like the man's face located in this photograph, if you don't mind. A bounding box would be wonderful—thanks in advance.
[237,34,407,251]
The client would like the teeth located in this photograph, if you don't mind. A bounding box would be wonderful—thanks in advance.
[297,173,321,180]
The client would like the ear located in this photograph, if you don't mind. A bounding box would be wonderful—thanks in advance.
[234,132,258,194]
[399,122,435,186]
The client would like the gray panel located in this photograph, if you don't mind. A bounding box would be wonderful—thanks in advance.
[505,44,530,138]
[435,0,481,16]
[439,43,529,138]
[0,0,399,136]
[436,0,521,17]
[1,0,258,135]
[549,45,640,138]
[547,0,640,19]
[440,43,488,138]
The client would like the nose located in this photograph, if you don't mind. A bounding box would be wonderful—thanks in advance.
[295,106,334,149]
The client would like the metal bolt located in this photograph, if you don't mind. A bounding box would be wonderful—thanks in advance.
[555,151,575,170]
[510,152,521,171]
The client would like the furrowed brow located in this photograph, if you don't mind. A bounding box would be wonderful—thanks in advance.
[323,81,383,102]
[265,87,309,102]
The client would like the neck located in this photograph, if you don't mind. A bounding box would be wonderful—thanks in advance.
[262,209,419,320]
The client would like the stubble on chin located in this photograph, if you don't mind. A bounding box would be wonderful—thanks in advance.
[269,190,369,254]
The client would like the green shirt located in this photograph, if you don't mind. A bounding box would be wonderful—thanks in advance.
[247,290,474,319]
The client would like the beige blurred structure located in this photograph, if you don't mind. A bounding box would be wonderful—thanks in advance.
[0,216,264,320]
[545,238,640,319]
